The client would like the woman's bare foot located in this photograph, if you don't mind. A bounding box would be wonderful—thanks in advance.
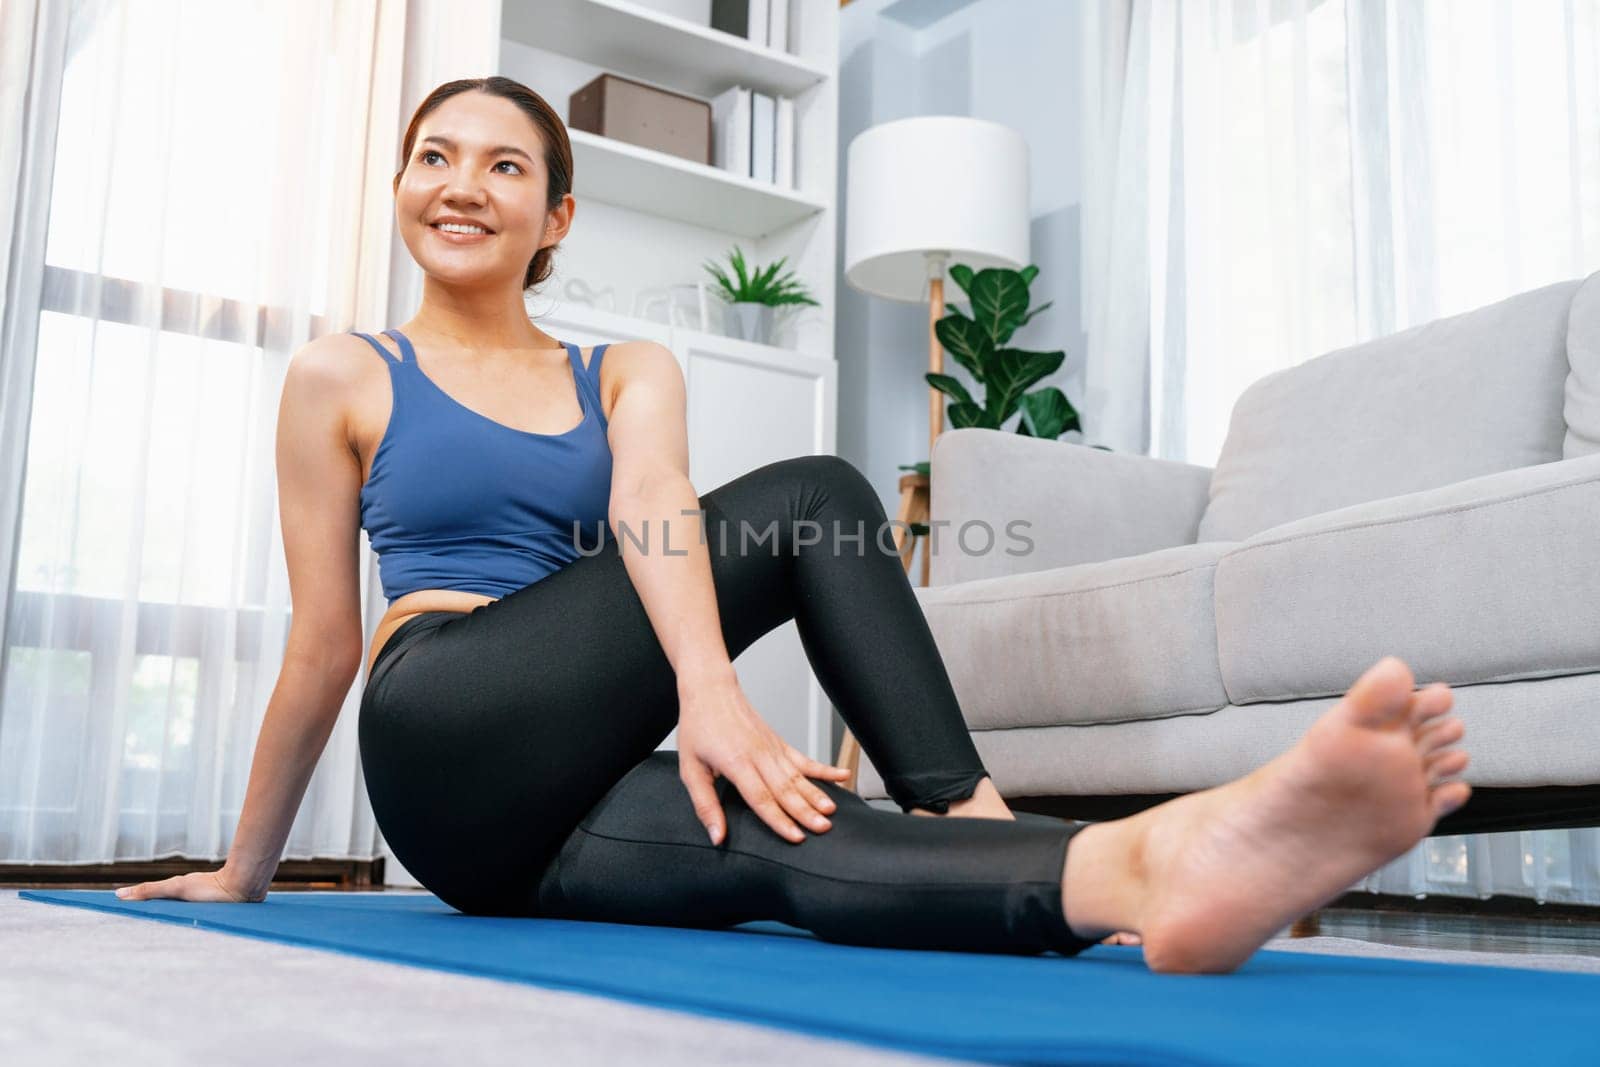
[1061,656,1470,973]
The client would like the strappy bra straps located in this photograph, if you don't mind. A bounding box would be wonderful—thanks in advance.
[350,330,404,364]
[352,329,606,385]
[567,342,610,417]
[382,329,416,362]
[573,341,608,386]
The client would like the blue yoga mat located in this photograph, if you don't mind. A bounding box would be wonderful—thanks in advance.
[21,889,1598,1065]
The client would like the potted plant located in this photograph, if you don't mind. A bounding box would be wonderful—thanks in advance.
[702,245,820,346]
[898,262,1090,480]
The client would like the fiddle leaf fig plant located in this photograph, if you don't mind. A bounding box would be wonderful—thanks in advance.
[897,262,1088,479]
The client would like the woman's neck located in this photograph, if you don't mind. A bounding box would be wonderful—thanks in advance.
[407,275,558,352]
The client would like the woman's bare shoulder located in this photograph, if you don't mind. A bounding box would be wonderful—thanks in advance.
[292,330,395,379]
[595,338,676,413]
[281,332,395,445]
[597,338,676,380]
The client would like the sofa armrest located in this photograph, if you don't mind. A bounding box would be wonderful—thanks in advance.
[927,428,1214,585]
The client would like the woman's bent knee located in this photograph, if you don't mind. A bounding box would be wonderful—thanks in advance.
[782,453,873,496]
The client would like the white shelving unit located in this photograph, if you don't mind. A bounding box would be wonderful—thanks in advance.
[500,2,839,355]
[496,0,842,762]
[502,0,831,98]
[567,127,826,237]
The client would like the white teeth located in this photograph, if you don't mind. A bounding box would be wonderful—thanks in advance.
[435,222,489,235]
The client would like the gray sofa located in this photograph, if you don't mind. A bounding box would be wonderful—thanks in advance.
[854,271,1600,835]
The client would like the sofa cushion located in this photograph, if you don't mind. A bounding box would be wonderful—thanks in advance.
[853,673,1600,802]
[927,429,1214,585]
[1565,270,1600,458]
[910,541,1232,728]
[1198,279,1581,542]
[1213,453,1600,705]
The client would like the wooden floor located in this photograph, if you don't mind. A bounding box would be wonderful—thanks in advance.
[1292,905,1600,960]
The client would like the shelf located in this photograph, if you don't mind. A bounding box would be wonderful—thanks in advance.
[502,0,829,99]
[568,127,826,237]
[535,299,836,366]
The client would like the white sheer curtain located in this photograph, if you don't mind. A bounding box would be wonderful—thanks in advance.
[0,0,408,864]
[1083,0,1600,904]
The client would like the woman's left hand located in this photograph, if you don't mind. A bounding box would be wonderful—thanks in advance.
[675,669,853,846]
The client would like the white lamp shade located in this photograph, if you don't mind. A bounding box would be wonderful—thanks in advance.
[843,116,1031,304]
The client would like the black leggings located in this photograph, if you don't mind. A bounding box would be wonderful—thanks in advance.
[358,454,1099,956]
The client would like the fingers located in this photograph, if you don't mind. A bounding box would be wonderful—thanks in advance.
[115,875,180,901]
[115,871,247,902]
[727,761,808,844]
[778,747,838,814]
[757,752,833,836]
[786,744,852,783]
[679,754,728,845]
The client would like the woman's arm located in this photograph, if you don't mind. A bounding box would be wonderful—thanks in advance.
[603,342,848,848]
[218,658,359,898]
[118,337,367,902]
[603,344,731,688]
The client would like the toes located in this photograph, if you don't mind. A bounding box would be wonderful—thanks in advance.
[1426,748,1470,783]
[1416,715,1465,756]
[1346,656,1415,726]
[1429,780,1472,821]
[1409,682,1454,728]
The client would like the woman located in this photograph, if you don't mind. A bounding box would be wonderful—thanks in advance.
[116,77,1472,974]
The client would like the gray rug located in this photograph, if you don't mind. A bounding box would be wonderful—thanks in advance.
[0,890,971,1067]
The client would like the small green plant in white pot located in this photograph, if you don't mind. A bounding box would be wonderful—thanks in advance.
[703,245,820,346]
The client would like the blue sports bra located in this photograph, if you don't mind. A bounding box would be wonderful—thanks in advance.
[350,328,613,603]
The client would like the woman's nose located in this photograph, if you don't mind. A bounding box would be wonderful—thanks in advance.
[442,173,487,204]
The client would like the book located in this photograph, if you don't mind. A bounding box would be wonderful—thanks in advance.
[775,96,795,188]
[751,90,776,184]
[747,0,769,46]
[769,0,789,52]
[709,0,746,38]
[709,85,752,179]
[655,0,711,24]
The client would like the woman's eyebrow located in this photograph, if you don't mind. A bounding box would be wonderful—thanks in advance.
[420,134,534,164]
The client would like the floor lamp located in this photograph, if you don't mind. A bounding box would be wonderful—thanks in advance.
[836,115,1031,788]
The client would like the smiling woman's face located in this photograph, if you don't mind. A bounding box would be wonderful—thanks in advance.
[394,90,568,289]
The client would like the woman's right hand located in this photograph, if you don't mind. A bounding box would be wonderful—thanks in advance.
[114,867,265,903]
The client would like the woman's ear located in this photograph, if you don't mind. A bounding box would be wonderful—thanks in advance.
[541,193,576,248]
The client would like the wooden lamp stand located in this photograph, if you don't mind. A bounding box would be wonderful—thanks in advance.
[835,253,948,791]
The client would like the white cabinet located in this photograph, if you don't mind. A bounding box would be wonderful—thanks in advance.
[536,302,838,762]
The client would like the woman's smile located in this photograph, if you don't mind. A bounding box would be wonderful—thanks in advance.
[430,222,495,244]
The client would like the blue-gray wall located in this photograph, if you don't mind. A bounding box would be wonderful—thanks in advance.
[831,0,1085,759]
[835,0,1087,511]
